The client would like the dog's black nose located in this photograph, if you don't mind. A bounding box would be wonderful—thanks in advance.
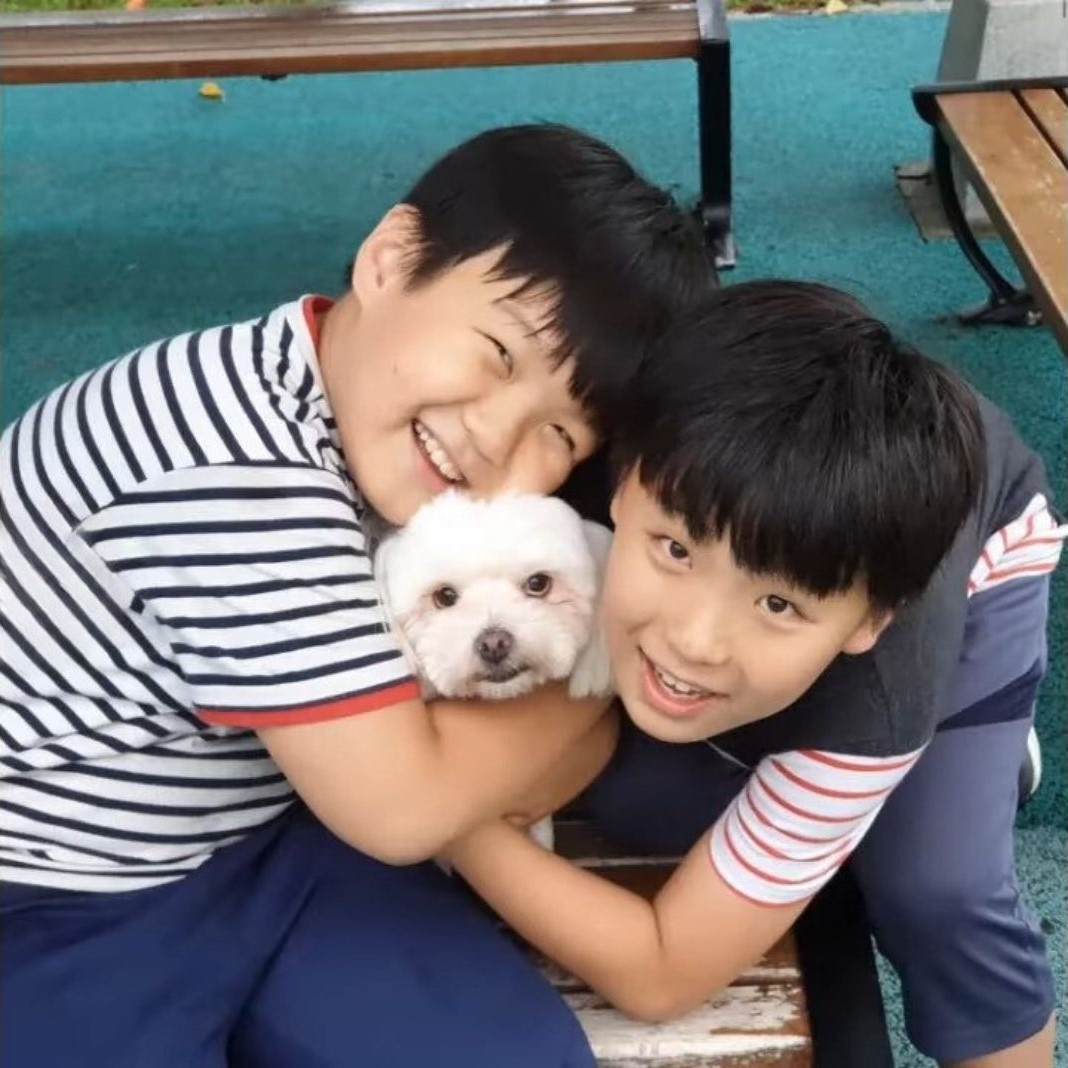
[476,627,514,665]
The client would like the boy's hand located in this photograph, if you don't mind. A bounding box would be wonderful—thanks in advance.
[503,704,620,829]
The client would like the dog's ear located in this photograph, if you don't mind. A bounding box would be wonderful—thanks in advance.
[581,520,613,577]
[371,534,408,642]
[371,536,395,615]
[568,521,614,698]
[569,621,613,698]
[371,533,434,696]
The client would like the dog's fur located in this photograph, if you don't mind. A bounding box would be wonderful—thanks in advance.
[375,490,613,703]
[375,491,614,853]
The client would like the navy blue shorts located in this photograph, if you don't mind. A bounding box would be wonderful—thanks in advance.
[0,808,593,1068]
[587,575,1056,1062]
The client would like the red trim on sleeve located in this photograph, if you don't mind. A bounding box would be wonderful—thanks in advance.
[985,562,1062,583]
[722,819,847,887]
[769,757,892,799]
[198,679,421,727]
[736,807,844,862]
[756,778,860,824]
[798,750,919,773]
[706,845,800,910]
[745,785,844,845]
[301,294,335,352]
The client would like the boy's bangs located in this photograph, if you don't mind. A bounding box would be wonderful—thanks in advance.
[487,265,647,435]
[640,450,868,600]
[398,124,714,438]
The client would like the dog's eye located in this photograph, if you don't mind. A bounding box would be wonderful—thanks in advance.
[523,573,552,597]
[432,586,459,609]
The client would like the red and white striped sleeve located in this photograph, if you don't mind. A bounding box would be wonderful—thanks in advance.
[708,747,924,906]
[968,493,1067,596]
[707,495,1065,908]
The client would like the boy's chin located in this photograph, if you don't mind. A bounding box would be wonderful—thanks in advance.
[622,698,720,745]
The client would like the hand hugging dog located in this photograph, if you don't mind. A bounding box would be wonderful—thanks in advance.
[374,490,614,850]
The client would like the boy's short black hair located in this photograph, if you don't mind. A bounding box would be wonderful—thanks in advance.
[396,124,715,432]
[613,280,986,611]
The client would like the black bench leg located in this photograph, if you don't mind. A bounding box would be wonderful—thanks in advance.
[931,129,1041,329]
[795,863,894,1068]
[695,0,734,270]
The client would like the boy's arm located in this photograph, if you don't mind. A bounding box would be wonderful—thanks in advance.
[259,689,617,864]
[74,462,616,864]
[448,745,923,1020]
[449,820,807,1021]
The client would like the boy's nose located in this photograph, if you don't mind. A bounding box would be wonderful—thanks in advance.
[666,607,731,669]
[463,396,527,475]
[475,627,514,665]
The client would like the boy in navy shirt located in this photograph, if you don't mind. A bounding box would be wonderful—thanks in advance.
[450,281,1065,1067]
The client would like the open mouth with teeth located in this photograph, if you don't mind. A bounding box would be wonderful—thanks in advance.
[640,651,722,718]
[413,420,465,486]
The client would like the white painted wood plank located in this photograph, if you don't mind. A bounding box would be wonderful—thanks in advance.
[569,985,808,1060]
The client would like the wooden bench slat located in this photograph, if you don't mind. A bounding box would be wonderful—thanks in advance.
[1018,88,1068,169]
[939,90,1068,349]
[536,824,812,1063]
[530,940,802,993]
[571,985,810,1066]
[0,0,701,84]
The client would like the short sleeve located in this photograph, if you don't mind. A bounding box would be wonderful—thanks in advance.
[967,493,1066,596]
[75,462,418,726]
[708,747,924,907]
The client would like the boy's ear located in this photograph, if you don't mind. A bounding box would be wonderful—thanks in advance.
[841,609,894,656]
[350,204,421,305]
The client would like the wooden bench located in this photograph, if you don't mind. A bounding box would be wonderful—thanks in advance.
[545,819,814,1066]
[0,0,735,266]
[506,816,897,1067]
[913,76,1068,354]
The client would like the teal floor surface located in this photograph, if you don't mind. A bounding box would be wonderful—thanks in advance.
[2,9,1064,1063]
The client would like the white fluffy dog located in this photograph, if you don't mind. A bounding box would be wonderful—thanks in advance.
[374,490,614,850]
[375,490,613,702]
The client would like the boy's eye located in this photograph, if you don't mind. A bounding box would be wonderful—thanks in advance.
[759,594,798,618]
[657,536,691,564]
[432,585,459,609]
[552,425,576,453]
[522,572,553,597]
[489,336,514,375]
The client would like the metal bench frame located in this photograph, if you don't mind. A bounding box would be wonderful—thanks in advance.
[913,75,1068,330]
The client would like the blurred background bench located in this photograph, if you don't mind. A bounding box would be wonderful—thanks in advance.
[914,76,1068,352]
[0,0,735,265]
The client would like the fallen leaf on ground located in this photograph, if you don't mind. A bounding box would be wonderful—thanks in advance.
[199,82,225,101]
[124,0,145,9]
[825,0,849,12]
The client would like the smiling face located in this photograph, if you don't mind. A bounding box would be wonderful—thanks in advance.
[601,473,891,744]
[318,208,599,527]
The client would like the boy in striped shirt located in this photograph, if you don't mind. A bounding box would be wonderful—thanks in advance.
[449,281,1066,1068]
[0,125,712,1066]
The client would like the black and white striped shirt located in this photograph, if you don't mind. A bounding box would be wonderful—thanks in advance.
[0,296,417,892]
